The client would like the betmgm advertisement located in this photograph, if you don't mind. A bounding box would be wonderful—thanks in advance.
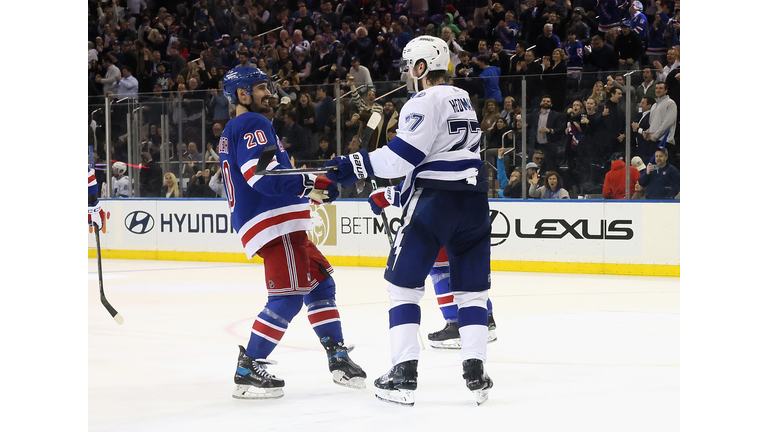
[88,200,679,276]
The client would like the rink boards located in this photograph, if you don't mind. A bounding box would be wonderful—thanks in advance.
[87,199,679,277]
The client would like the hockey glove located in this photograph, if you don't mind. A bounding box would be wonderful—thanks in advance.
[368,186,400,215]
[300,174,339,205]
[88,201,105,229]
[324,150,374,187]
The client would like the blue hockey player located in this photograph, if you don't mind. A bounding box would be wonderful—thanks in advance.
[325,36,493,406]
[219,67,366,400]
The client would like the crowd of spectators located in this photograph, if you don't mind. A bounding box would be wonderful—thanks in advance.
[88,0,680,200]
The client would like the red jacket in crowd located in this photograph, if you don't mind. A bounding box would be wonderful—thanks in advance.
[603,159,641,199]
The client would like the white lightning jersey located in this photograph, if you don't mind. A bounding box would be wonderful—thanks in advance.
[369,84,484,205]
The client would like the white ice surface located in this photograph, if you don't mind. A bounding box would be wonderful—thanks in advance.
[88,260,679,432]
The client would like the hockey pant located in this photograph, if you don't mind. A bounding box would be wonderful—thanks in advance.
[245,277,344,360]
[384,188,491,364]
[429,265,494,322]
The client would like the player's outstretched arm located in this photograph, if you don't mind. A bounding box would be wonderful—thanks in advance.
[234,122,339,204]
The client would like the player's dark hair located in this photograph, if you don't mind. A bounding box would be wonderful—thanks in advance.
[476,54,491,65]
[642,96,656,106]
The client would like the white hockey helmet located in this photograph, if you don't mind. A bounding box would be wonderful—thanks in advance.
[112,161,127,175]
[400,36,450,86]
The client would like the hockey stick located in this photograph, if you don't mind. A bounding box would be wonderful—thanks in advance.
[358,112,382,148]
[94,227,124,325]
[374,84,408,101]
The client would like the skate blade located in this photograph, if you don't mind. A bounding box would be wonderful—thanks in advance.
[232,384,284,400]
[474,388,490,405]
[488,329,497,344]
[428,338,462,349]
[374,387,415,406]
[332,371,366,390]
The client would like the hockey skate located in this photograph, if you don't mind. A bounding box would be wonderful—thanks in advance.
[373,360,418,407]
[462,358,493,405]
[232,345,285,400]
[320,337,367,389]
[427,315,497,349]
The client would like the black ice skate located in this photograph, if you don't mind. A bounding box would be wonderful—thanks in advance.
[320,337,367,389]
[373,360,418,406]
[232,345,285,400]
[428,315,498,349]
[462,358,493,405]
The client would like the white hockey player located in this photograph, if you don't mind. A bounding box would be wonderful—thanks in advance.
[111,161,132,198]
[325,35,493,406]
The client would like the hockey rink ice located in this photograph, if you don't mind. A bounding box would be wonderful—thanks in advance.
[88,259,679,432]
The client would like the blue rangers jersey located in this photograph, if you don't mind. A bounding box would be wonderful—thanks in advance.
[565,40,584,71]
[369,84,485,206]
[628,12,648,40]
[218,112,313,258]
[596,0,626,33]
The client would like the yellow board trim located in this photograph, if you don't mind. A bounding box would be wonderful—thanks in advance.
[88,249,679,277]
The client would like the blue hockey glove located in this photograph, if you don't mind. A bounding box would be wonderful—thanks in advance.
[324,150,374,187]
[300,174,339,205]
[368,186,400,215]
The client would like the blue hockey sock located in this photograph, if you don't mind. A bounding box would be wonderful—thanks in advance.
[304,278,344,344]
[246,295,303,359]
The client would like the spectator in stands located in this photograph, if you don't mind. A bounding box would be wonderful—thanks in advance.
[575,97,602,190]
[635,67,656,102]
[368,44,393,81]
[615,20,644,71]
[311,135,335,166]
[542,48,568,111]
[348,26,373,66]
[474,54,503,104]
[564,29,584,77]
[592,86,626,167]
[529,170,569,199]
[473,39,491,59]
[644,81,676,143]
[485,117,514,165]
[348,56,373,94]
[631,96,655,163]
[499,96,517,125]
[586,80,607,105]
[584,34,618,82]
[497,149,523,198]
[95,55,121,96]
[493,11,520,53]
[480,99,501,134]
[525,95,565,169]
[342,178,374,199]
[602,152,641,199]
[161,172,180,198]
[638,147,679,199]
[208,79,230,127]
[116,67,139,99]
[295,92,316,134]
[139,149,163,198]
[281,110,311,160]
[567,7,592,46]
[535,23,561,59]
[188,168,218,198]
[314,85,334,136]
[654,46,679,83]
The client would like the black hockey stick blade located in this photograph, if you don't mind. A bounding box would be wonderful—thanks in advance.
[94,227,124,325]
[254,145,278,174]
[359,112,382,148]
